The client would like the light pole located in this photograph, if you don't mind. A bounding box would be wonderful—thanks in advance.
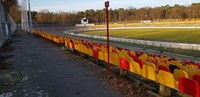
[105,1,110,78]
[28,0,32,33]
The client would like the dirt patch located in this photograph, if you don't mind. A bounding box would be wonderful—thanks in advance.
[0,40,14,69]
[0,39,22,93]
[0,40,15,52]
[0,70,22,92]
[96,69,149,97]
[0,55,13,69]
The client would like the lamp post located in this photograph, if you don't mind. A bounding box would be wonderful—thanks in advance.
[105,1,110,78]
[28,0,32,33]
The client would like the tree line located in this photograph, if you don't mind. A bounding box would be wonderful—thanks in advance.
[9,2,200,24]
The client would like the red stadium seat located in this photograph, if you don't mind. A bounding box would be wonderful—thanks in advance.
[158,65,171,73]
[193,74,200,86]
[135,59,144,69]
[178,77,200,97]
[93,50,98,59]
[120,58,130,70]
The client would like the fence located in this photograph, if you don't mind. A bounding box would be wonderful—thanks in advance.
[64,32,200,51]
[0,2,16,47]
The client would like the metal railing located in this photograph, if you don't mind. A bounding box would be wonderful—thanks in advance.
[64,32,200,51]
[0,3,16,47]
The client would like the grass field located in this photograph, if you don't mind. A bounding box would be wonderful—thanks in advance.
[84,29,200,43]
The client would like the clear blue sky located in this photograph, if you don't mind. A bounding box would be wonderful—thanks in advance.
[30,0,200,12]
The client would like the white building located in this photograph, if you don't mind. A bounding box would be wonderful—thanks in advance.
[76,18,94,26]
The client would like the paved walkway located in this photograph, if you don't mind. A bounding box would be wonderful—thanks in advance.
[0,30,122,97]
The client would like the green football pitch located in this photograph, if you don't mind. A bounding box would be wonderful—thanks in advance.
[84,28,200,43]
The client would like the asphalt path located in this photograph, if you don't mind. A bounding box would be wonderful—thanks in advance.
[0,30,122,97]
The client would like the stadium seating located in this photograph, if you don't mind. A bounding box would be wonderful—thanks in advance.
[98,51,104,61]
[129,60,141,75]
[141,65,156,81]
[178,77,200,97]
[33,30,200,96]
[173,69,189,81]
[110,53,119,66]
[120,58,130,70]
[158,70,176,88]
[158,65,171,73]
[192,74,200,86]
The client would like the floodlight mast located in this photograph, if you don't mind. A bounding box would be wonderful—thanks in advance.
[28,0,32,33]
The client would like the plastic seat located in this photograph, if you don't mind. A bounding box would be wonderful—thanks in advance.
[125,55,133,63]
[157,61,167,66]
[141,65,156,81]
[158,70,176,88]
[186,65,195,70]
[93,50,98,59]
[173,69,189,81]
[88,48,93,56]
[148,63,156,70]
[104,52,109,62]
[135,59,144,69]
[110,53,119,66]
[195,69,200,75]
[186,69,196,78]
[78,44,83,52]
[147,56,156,64]
[178,77,200,97]
[192,74,200,86]
[84,45,89,54]
[59,37,65,44]
[129,60,141,75]
[74,43,79,50]
[158,65,171,73]
[169,64,180,73]
[69,42,72,48]
[128,50,135,56]
[120,58,130,70]
[98,51,104,61]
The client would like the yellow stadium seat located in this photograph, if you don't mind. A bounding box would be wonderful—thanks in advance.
[74,44,79,50]
[98,51,104,61]
[104,52,108,62]
[158,70,177,88]
[185,65,195,70]
[77,44,81,52]
[195,69,200,75]
[186,69,196,78]
[121,49,127,55]
[141,65,156,81]
[80,45,84,53]
[192,65,199,69]
[100,46,106,53]
[167,61,186,71]
[88,48,93,56]
[138,53,148,64]
[155,57,162,62]
[84,46,89,55]
[69,42,72,48]
[147,56,155,61]
[161,57,169,62]
[157,61,166,65]
[125,54,133,63]
[129,50,135,56]
[93,46,97,51]
[110,53,119,66]
[147,63,156,70]
[77,44,82,52]
[129,60,141,75]
[173,69,189,81]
